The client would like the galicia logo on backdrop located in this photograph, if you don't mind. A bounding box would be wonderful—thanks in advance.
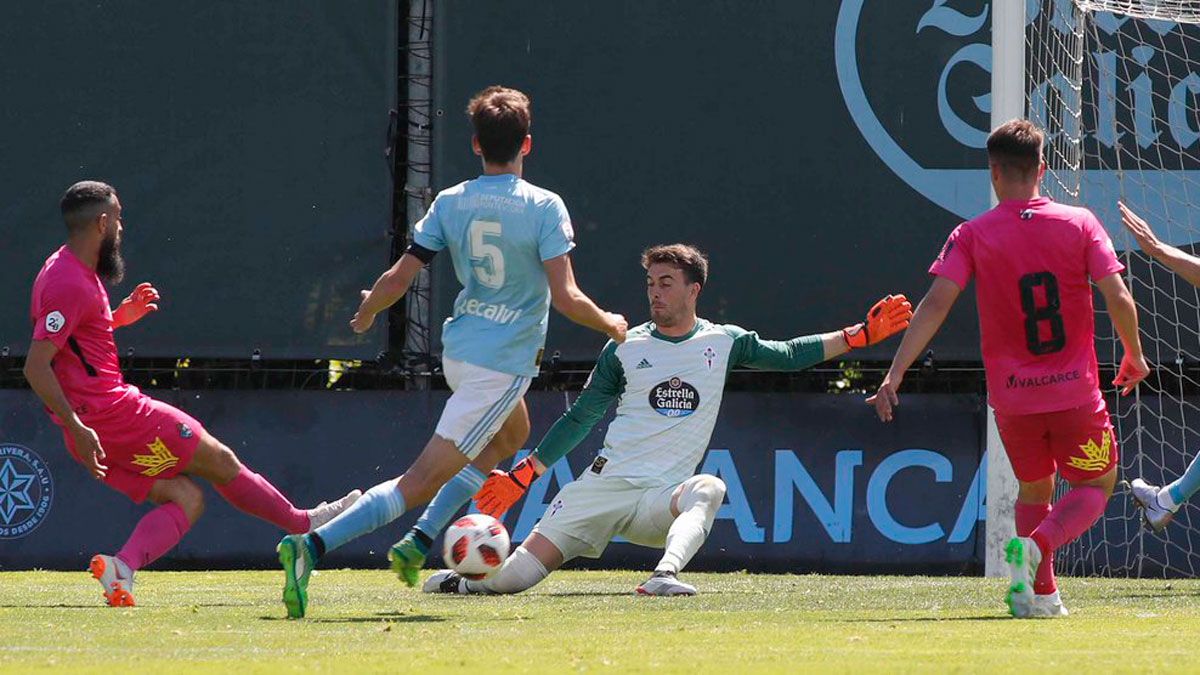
[0,444,53,539]
[836,0,1200,247]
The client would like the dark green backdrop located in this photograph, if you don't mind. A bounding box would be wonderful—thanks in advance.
[0,2,395,358]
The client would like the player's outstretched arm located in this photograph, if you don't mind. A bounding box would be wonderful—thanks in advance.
[1095,272,1149,395]
[868,278,960,422]
[731,294,913,371]
[23,340,107,479]
[111,282,160,328]
[350,253,425,334]
[475,340,623,518]
[1119,202,1200,288]
[544,254,627,343]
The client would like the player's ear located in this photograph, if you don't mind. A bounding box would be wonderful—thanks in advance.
[520,135,532,157]
[471,136,482,156]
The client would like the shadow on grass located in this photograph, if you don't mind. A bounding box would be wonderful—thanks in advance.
[832,615,1011,623]
[260,611,446,624]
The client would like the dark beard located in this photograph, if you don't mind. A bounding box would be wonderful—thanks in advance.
[96,234,125,285]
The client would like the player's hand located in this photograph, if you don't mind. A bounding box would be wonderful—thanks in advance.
[69,420,107,480]
[350,290,376,334]
[1114,352,1150,396]
[843,294,913,350]
[474,457,540,518]
[1118,201,1164,257]
[866,375,901,422]
[113,282,160,327]
[606,313,628,344]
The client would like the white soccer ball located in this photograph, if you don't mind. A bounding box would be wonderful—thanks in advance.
[443,513,510,579]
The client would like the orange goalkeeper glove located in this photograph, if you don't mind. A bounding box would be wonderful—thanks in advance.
[842,294,913,349]
[474,457,541,519]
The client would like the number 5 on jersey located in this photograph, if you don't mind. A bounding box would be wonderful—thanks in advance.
[470,219,506,289]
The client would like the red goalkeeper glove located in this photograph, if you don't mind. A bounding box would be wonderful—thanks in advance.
[474,456,540,519]
[842,294,913,349]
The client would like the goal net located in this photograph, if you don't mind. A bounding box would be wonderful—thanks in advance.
[1028,0,1200,576]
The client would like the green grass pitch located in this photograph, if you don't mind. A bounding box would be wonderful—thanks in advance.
[1,570,1196,673]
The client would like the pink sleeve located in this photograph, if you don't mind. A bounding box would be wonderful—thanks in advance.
[928,223,973,290]
[1083,211,1125,281]
[31,280,89,350]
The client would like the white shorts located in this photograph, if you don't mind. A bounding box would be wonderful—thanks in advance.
[533,474,679,560]
[436,358,532,460]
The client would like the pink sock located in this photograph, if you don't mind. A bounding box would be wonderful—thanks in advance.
[214,467,310,534]
[1030,486,1108,571]
[116,502,192,572]
[1015,501,1056,595]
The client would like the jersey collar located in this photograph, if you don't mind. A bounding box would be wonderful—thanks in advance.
[651,319,703,343]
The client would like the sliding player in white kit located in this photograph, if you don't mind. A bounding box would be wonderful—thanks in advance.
[424,244,912,596]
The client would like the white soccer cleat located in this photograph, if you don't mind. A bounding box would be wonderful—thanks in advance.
[1004,537,1041,618]
[306,489,363,531]
[423,570,469,594]
[89,554,136,607]
[1028,591,1069,618]
[1130,478,1176,533]
[636,571,697,596]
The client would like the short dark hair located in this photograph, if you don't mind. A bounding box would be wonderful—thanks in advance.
[61,180,116,232]
[641,244,709,287]
[987,119,1044,181]
[467,86,532,164]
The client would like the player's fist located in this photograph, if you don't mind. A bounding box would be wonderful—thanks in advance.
[113,282,160,327]
[1113,352,1150,396]
[843,294,913,350]
[607,313,628,344]
[68,420,108,480]
[474,457,539,518]
[350,290,376,334]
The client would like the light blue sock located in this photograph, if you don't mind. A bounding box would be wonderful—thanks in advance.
[415,465,486,539]
[1165,452,1200,506]
[313,479,407,554]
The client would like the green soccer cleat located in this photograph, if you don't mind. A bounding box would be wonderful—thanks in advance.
[277,534,316,619]
[1004,536,1041,619]
[388,530,429,588]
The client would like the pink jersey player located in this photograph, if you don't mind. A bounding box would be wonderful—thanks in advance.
[869,120,1147,619]
[24,181,360,608]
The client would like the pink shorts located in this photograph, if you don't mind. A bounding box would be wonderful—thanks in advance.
[63,394,205,503]
[994,398,1117,483]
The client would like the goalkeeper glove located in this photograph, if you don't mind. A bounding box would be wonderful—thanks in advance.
[474,456,541,519]
[842,294,913,349]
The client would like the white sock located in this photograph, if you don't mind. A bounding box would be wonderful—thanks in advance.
[1158,489,1181,512]
[655,475,725,574]
[466,546,548,595]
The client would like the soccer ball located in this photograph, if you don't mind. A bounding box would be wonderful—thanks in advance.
[443,513,510,579]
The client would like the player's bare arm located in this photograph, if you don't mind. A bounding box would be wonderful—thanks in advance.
[111,282,160,328]
[869,277,961,422]
[1094,272,1149,395]
[350,252,426,334]
[1119,201,1200,288]
[22,339,107,479]
[544,253,627,343]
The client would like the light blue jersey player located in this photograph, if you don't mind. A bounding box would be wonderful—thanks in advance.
[275,86,627,618]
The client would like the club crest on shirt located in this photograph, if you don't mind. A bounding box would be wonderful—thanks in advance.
[649,377,700,418]
[702,347,717,370]
[44,311,65,334]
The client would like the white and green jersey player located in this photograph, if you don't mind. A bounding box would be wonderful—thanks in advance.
[426,244,913,596]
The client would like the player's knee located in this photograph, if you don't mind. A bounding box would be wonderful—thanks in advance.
[173,479,206,523]
[681,475,725,512]
[1017,475,1055,504]
[193,436,243,483]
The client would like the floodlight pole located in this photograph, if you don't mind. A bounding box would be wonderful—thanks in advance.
[985,0,1025,577]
